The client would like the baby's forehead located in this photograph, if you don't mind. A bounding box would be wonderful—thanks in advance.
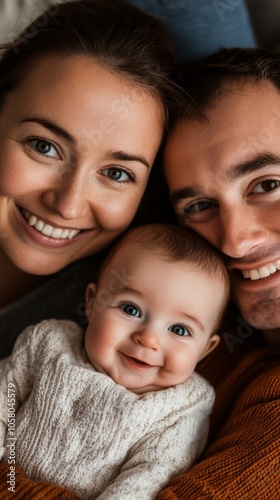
[105,239,224,281]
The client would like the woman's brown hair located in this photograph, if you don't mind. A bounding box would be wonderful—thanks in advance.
[0,0,182,127]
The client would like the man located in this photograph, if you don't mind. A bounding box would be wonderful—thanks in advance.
[161,48,280,498]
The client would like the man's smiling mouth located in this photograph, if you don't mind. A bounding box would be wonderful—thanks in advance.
[241,259,280,280]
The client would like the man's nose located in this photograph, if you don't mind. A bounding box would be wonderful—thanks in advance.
[220,203,265,258]
[132,328,160,350]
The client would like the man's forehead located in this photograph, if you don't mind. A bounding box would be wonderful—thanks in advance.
[166,80,280,178]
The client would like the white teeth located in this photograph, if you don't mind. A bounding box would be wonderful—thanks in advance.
[35,220,44,231]
[41,224,53,237]
[259,267,270,279]
[68,230,77,239]
[249,270,260,281]
[21,209,80,240]
[61,229,70,239]
[269,264,277,274]
[52,228,63,239]
[242,260,280,280]
[29,215,37,227]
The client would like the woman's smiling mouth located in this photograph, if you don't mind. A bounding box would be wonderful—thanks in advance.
[21,208,81,240]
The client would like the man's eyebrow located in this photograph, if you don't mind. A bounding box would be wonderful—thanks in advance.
[109,150,150,169]
[170,186,203,204]
[170,152,280,204]
[20,118,75,143]
[228,152,280,180]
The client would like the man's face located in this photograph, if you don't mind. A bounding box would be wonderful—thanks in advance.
[164,81,280,331]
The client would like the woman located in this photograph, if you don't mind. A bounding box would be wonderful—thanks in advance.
[0,0,182,357]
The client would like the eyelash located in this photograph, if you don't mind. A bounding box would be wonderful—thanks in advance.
[24,137,137,185]
[183,200,216,217]
[252,179,280,193]
[178,177,280,222]
[101,167,136,184]
[24,136,61,159]
[168,324,193,337]
[118,300,142,316]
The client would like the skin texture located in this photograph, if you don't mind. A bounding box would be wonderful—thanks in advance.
[85,242,224,394]
[0,54,163,277]
[164,80,280,337]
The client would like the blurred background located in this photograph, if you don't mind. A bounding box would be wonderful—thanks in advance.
[0,0,56,44]
[0,1,279,51]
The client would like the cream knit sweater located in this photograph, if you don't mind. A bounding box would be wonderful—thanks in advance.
[0,320,215,499]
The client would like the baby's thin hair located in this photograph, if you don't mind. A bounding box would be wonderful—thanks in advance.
[106,223,229,286]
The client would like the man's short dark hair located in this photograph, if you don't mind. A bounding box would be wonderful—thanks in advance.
[170,47,280,128]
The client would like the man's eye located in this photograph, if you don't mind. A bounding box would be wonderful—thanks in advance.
[183,200,216,216]
[168,324,190,337]
[101,167,134,183]
[27,138,59,158]
[252,179,279,193]
[120,304,141,317]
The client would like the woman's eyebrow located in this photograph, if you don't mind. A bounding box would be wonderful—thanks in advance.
[109,150,150,169]
[20,118,150,168]
[20,117,75,143]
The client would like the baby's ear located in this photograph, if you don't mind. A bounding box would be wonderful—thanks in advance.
[198,334,220,362]
[85,283,97,320]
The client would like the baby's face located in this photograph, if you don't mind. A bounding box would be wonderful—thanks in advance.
[85,243,225,393]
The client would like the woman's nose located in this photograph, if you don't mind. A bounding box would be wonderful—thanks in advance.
[42,165,90,220]
[132,328,160,350]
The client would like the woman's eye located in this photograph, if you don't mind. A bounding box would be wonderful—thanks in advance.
[27,138,59,158]
[120,304,141,317]
[102,167,134,183]
[168,324,190,337]
[252,179,279,193]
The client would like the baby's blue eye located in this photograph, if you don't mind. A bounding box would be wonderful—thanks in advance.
[120,304,141,317]
[169,324,190,337]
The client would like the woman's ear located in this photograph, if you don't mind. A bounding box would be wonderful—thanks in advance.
[198,334,220,362]
[85,283,96,320]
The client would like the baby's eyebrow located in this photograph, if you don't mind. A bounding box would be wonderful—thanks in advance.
[110,286,142,296]
[179,312,205,332]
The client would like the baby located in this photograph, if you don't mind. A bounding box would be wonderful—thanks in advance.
[0,224,229,500]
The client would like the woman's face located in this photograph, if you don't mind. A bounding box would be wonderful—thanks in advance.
[0,55,163,275]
